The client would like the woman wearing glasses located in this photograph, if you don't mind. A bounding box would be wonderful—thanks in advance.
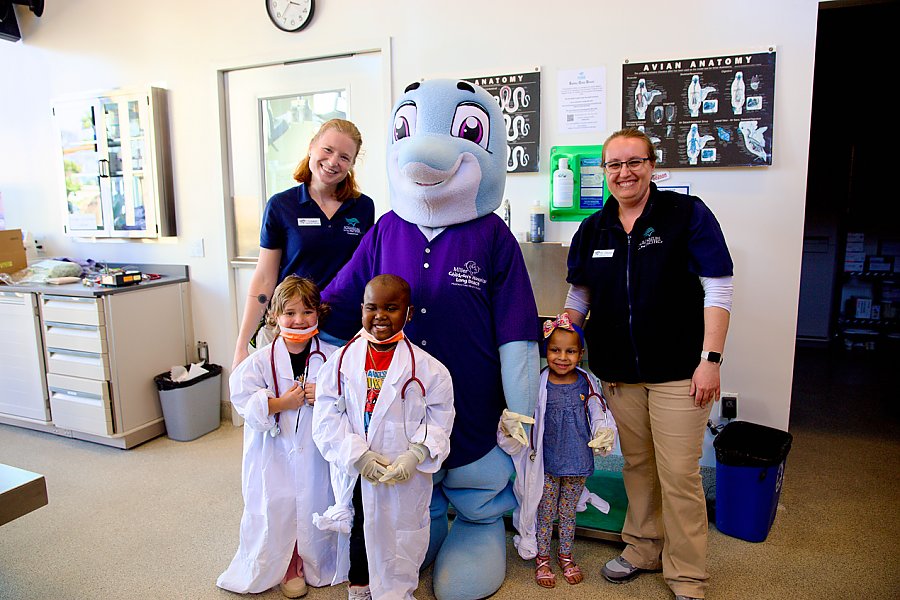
[563,128,733,600]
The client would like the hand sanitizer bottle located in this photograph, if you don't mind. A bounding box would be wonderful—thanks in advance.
[553,157,574,208]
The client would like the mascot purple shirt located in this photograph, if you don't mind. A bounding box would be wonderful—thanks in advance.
[323,79,540,599]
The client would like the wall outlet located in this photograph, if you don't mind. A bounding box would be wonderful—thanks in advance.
[720,392,739,420]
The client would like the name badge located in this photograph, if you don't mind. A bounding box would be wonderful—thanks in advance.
[297,218,321,226]
[592,249,614,258]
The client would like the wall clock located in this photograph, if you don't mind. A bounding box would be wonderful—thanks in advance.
[266,0,314,33]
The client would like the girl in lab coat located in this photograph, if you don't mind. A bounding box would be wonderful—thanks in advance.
[312,274,455,600]
[499,314,616,589]
[218,276,340,598]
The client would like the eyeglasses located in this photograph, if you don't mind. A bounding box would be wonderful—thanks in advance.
[602,157,653,173]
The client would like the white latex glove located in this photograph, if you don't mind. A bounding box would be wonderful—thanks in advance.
[588,427,616,456]
[378,443,427,485]
[354,450,390,484]
[499,409,535,449]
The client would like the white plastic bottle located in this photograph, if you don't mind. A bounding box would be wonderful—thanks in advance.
[553,157,574,209]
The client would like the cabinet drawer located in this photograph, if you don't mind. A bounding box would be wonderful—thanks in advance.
[46,348,110,380]
[47,373,109,397]
[45,322,108,354]
[48,383,113,437]
[41,295,104,326]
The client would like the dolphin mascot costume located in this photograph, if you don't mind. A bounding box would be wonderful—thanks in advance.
[322,79,540,599]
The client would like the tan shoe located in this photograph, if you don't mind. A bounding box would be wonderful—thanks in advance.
[280,574,308,598]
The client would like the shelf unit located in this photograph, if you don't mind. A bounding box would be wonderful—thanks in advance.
[51,87,176,238]
[836,237,899,351]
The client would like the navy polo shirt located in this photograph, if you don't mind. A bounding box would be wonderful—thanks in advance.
[323,212,540,468]
[260,183,375,288]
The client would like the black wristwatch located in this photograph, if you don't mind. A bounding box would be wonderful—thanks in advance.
[700,350,723,365]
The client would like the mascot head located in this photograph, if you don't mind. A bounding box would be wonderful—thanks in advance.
[387,79,507,228]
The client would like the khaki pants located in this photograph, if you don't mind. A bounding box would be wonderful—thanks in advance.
[601,379,711,598]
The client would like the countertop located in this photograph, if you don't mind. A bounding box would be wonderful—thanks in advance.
[0,264,189,297]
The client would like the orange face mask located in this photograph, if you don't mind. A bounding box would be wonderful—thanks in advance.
[357,327,404,345]
[280,323,318,344]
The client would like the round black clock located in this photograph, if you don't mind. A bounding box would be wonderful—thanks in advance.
[266,0,314,32]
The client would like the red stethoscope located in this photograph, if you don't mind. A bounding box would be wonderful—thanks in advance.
[269,334,327,437]
[529,367,607,461]
[335,334,427,443]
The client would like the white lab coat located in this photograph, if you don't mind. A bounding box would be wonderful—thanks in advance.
[312,338,455,600]
[499,367,616,560]
[217,336,340,593]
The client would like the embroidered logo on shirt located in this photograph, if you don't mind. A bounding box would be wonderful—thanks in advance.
[448,260,487,290]
[638,227,663,250]
[343,217,362,236]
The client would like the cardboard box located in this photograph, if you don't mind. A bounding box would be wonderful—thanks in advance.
[0,229,26,275]
[844,261,865,272]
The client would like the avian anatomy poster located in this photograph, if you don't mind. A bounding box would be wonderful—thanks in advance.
[622,51,776,168]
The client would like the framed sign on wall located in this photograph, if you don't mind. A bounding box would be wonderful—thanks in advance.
[464,70,541,173]
[622,50,776,168]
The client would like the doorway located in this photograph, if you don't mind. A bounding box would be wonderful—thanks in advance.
[218,49,390,354]
[793,0,899,429]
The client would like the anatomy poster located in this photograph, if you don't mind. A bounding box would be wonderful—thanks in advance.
[622,51,776,168]
[464,70,541,173]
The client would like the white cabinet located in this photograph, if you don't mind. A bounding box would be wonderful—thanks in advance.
[0,291,49,422]
[51,87,176,238]
[38,284,191,448]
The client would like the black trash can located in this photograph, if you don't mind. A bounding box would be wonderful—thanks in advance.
[153,364,222,441]
[713,420,792,542]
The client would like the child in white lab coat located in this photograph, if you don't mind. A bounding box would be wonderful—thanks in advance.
[312,274,455,600]
[499,313,616,589]
[218,276,340,598]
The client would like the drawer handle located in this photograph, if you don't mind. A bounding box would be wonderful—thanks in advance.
[49,387,102,401]
[45,321,100,332]
[43,295,97,304]
[47,347,102,359]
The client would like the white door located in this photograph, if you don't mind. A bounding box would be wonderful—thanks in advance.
[0,292,49,422]
[223,51,388,337]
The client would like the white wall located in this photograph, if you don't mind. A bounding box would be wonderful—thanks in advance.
[0,1,820,454]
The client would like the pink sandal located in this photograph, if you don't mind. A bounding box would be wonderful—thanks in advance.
[535,555,556,588]
[557,553,584,585]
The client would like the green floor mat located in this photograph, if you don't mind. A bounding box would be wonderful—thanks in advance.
[576,470,627,534]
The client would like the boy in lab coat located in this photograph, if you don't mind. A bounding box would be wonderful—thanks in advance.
[312,274,455,600]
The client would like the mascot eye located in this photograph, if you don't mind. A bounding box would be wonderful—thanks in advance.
[393,103,417,141]
[451,103,490,150]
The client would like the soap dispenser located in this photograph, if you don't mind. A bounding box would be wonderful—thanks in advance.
[553,157,574,208]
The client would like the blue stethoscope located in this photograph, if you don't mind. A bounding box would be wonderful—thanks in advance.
[269,335,327,437]
[335,334,427,443]
[529,367,607,461]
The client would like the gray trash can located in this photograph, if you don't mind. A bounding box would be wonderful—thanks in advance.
[154,364,222,441]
